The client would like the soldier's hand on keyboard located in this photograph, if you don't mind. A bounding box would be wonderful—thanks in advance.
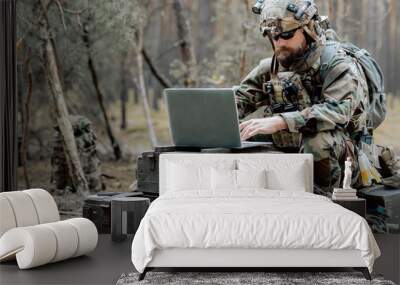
[239,117,288,141]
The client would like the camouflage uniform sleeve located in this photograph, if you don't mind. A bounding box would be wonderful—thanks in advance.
[280,57,367,134]
[233,58,272,120]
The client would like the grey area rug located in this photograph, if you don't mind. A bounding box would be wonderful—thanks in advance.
[116,272,396,285]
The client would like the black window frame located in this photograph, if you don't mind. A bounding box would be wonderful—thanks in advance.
[0,0,17,192]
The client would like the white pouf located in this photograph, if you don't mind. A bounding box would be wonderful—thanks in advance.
[0,189,98,269]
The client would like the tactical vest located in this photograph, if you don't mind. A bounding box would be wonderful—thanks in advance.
[262,71,316,149]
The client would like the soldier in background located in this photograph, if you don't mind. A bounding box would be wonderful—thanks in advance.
[234,0,385,195]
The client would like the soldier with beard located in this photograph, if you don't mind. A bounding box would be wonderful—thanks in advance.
[234,0,375,195]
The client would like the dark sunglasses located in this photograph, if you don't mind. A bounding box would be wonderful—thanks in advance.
[271,28,299,41]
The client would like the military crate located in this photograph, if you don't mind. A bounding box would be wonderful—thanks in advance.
[358,185,400,234]
[82,191,143,233]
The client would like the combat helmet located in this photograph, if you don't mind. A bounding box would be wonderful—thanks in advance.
[253,0,324,45]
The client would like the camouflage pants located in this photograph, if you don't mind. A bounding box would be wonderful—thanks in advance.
[300,130,360,196]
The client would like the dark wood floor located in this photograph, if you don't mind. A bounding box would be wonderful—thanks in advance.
[0,235,134,285]
[1,234,399,285]
[374,234,400,284]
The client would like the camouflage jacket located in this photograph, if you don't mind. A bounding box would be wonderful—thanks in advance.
[234,43,370,138]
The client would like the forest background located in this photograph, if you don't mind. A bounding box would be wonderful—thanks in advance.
[16,0,400,209]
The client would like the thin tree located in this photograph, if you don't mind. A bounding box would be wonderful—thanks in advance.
[81,18,122,160]
[239,0,251,79]
[134,26,158,147]
[360,0,369,47]
[120,55,128,130]
[142,49,172,89]
[38,0,89,195]
[388,0,397,92]
[336,0,345,38]
[375,0,385,58]
[328,0,335,27]
[172,0,197,87]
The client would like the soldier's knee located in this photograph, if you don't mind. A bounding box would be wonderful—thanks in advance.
[301,131,349,161]
[301,132,335,161]
[301,130,354,192]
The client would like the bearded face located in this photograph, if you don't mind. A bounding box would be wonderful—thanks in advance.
[275,42,307,68]
[272,29,308,69]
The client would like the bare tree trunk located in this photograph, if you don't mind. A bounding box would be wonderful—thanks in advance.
[142,49,172,89]
[360,0,369,47]
[127,55,139,104]
[120,57,128,130]
[39,0,89,195]
[133,78,140,104]
[145,0,162,111]
[328,0,335,25]
[388,0,397,92]
[20,48,33,188]
[239,0,251,79]
[172,0,197,87]
[134,28,158,147]
[375,0,385,59]
[336,0,345,38]
[81,22,122,160]
[87,56,122,160]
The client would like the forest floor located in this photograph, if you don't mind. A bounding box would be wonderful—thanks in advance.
[17,94,400,213]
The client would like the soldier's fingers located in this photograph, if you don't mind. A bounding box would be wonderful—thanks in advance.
[244,128,259,141]
[240,124,251,135]
[247,129,259,139]
[240,126,251,141]
[241,131,252,141]
[239,120,252,131]
[240,127,249,140]
[241,126,257,141]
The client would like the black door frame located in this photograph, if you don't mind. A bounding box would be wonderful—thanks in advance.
[0,0,17,192]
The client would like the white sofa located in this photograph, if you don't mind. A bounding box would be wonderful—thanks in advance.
[0,189,98,269]
[131,153,380,281]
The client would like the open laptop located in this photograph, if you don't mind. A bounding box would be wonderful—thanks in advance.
[164,88,272,149]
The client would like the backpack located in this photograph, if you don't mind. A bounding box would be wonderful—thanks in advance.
[319,39,387,130]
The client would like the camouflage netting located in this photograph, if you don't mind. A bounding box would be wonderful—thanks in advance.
[51,115,103,193]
